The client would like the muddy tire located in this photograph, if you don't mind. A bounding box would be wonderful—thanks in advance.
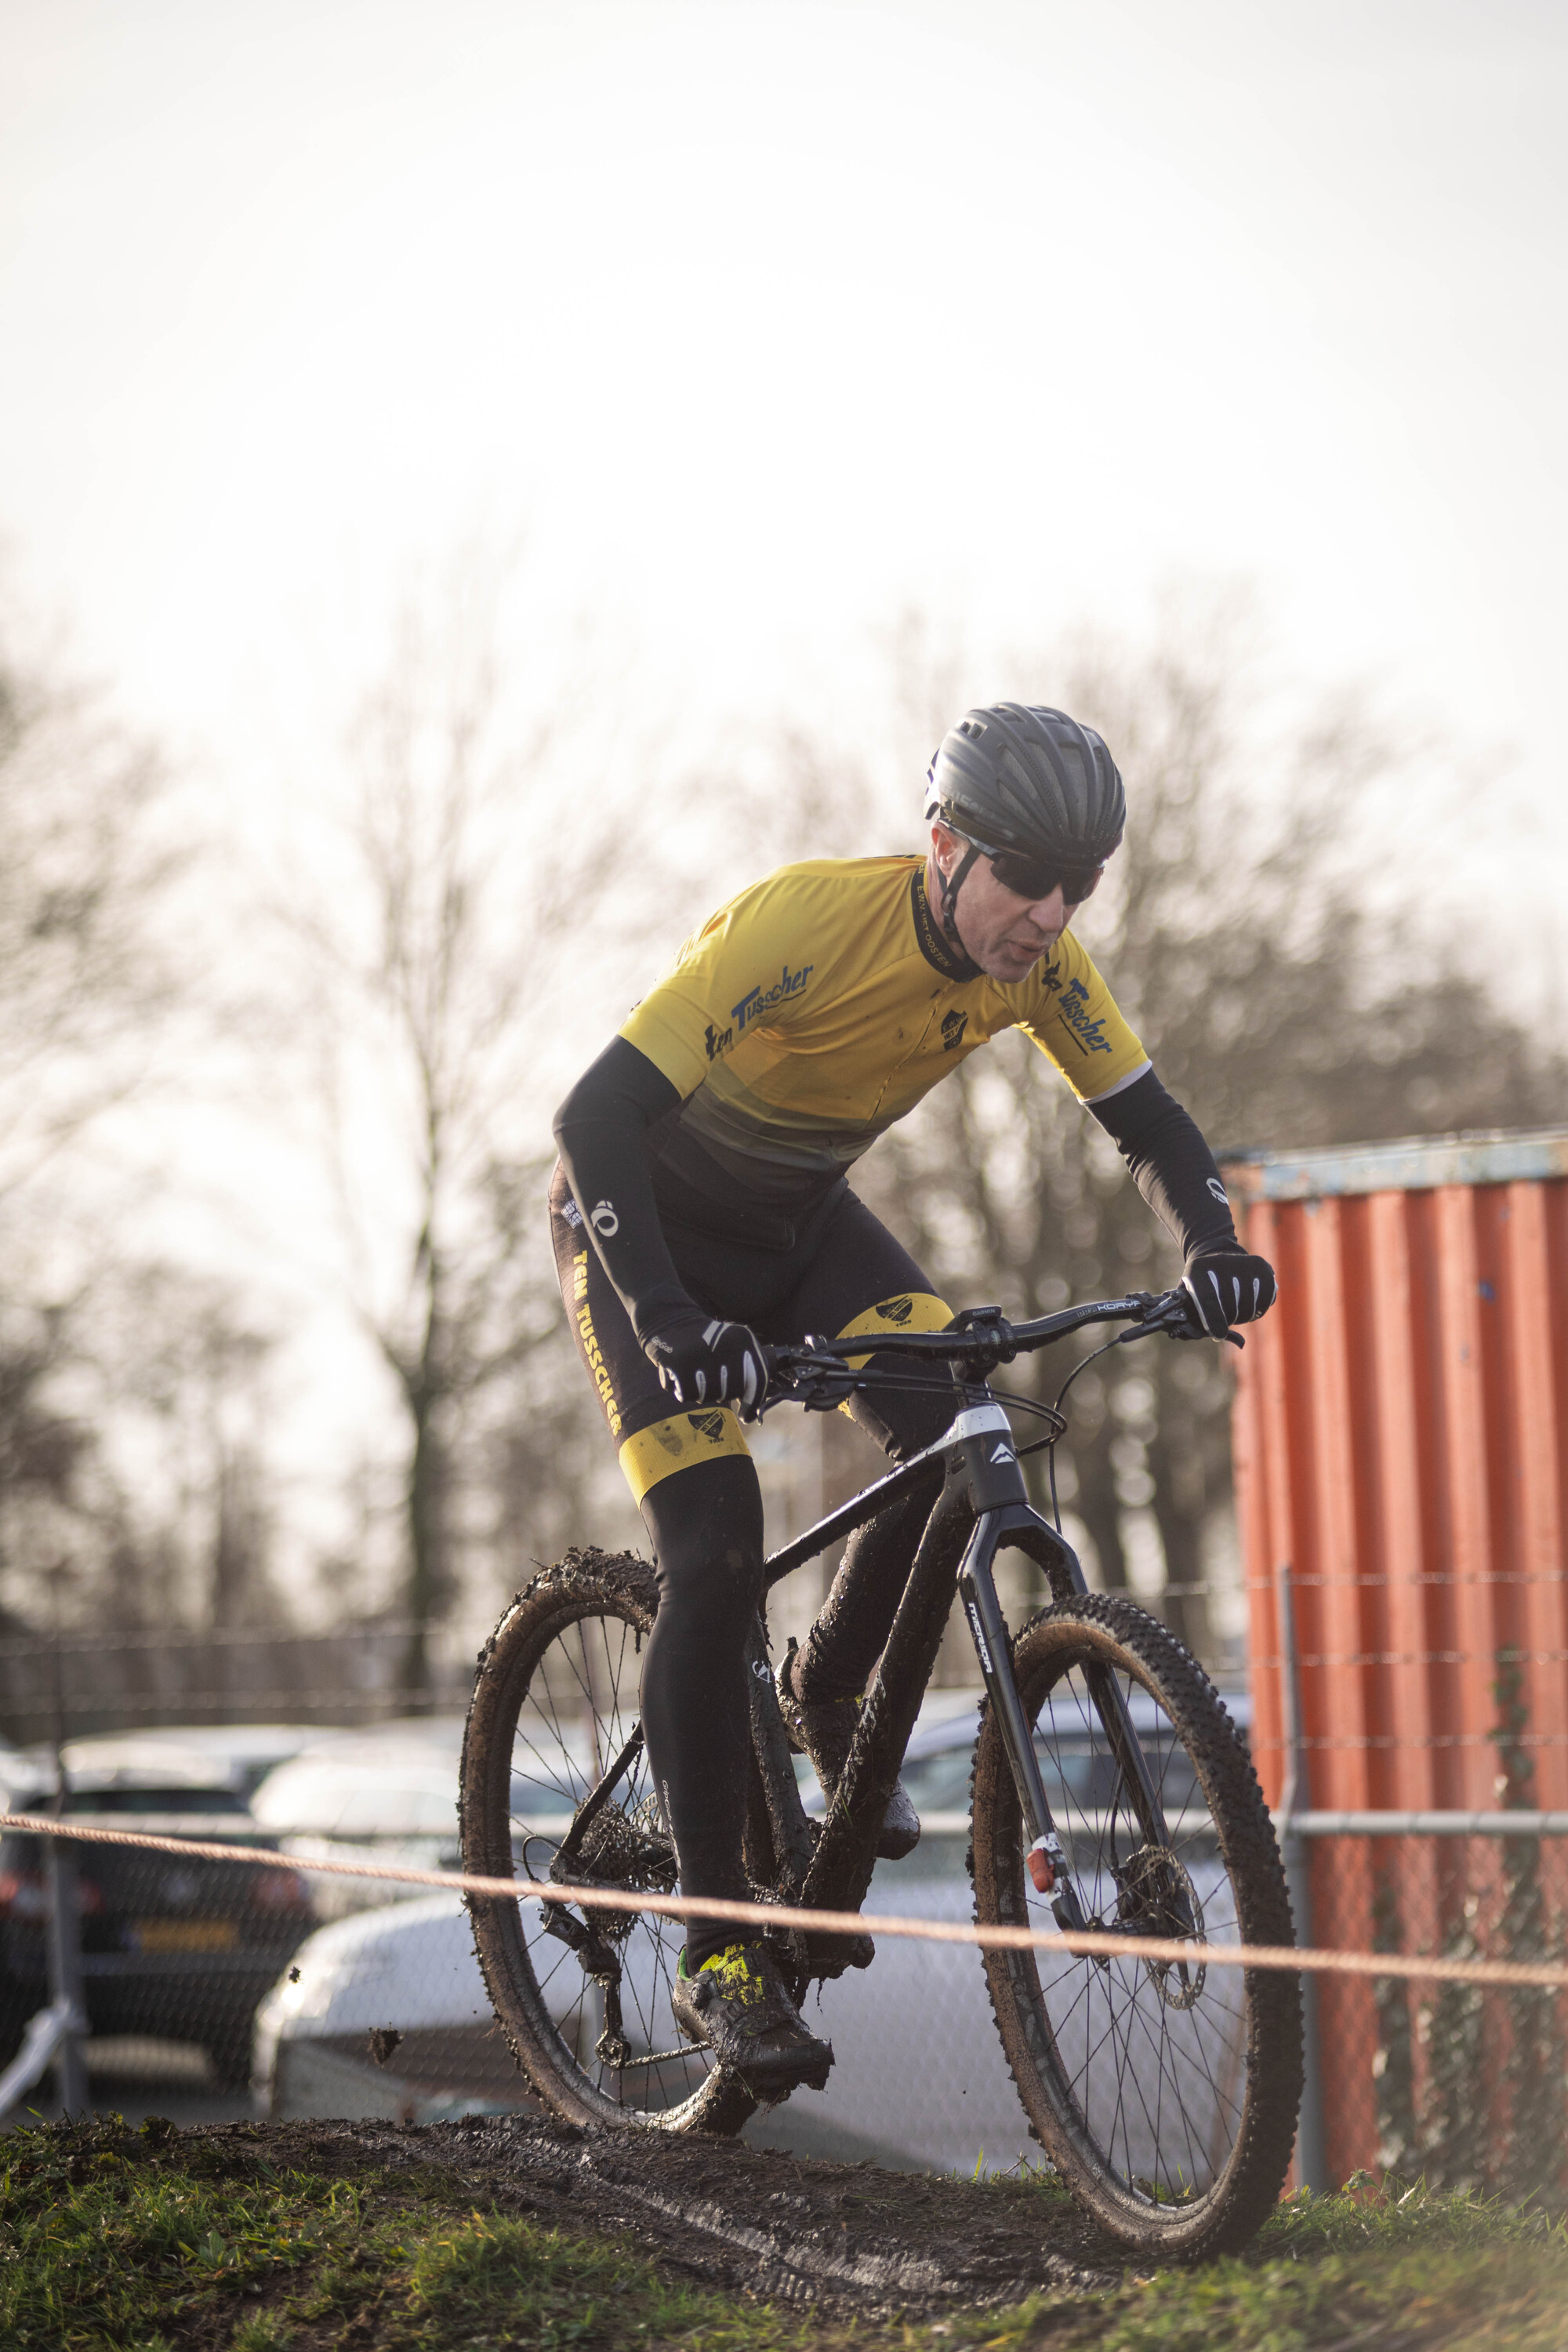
[971,1593,1302,2258]
[460,1548,755,2137]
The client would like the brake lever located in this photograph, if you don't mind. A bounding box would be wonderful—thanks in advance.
[1131,1292,1244,1350]
[759,1342,863,1414]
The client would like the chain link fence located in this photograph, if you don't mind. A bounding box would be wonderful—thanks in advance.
[1288,1820,1568,2201]
[6,1623,1568,2194]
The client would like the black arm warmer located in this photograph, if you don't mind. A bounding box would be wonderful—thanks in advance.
[554,1036,695,1342]
[1089,1067,1239,1263]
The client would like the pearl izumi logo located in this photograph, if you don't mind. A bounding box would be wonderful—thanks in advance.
[1207,1177,1229,1205]
[590,1200,619,1237]
[877,1295,914,1325]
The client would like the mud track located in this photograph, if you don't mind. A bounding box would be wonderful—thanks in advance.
[194,2114,1127,2319]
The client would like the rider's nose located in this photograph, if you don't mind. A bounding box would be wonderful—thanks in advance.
[1023,885,1068,933]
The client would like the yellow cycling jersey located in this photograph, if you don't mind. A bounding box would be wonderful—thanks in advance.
[619,857,1149,1207]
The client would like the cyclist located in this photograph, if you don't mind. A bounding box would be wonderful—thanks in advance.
[551,702,1276,2092]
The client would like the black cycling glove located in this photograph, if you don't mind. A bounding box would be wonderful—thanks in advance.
[643,1310,769,1418]
[1181,1243,1277,1337]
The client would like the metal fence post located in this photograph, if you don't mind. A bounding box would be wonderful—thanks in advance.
[1277,1559,1330,2190]
[44,1831,89,2116]
[45,1584,89,2118]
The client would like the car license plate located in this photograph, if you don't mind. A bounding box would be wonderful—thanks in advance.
[130,1919,239,1954]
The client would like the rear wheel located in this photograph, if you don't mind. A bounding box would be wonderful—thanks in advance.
[971,1593,1302,2257]
[460,1548,755,2136]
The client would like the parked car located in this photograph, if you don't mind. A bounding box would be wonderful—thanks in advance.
[250,1728,558,1924]
[59,1724,345,1805]
[0,1750,316,2085]
[251,1736,468,1922]
[252,1893,535,2122]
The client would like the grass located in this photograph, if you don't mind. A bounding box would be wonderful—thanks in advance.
[0,2117,853,2352]
[2,2118,1566,2351]
[952,2171,1568,2352]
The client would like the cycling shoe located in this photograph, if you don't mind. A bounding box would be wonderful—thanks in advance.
[670,1940,834,2093]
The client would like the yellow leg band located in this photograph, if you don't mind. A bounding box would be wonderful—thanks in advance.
[619,1407,751,1503]
[836,1291,953,1371]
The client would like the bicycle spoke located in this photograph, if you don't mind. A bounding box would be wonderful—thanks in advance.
[1013,1646,1265,2206]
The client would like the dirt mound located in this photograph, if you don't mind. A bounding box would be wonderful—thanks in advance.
[191,2112,1125,2318]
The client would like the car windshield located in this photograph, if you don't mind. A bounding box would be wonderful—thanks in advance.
[898,1724,1206,1821]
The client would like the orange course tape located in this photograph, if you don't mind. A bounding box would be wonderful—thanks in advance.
[6,1813,1568,1992]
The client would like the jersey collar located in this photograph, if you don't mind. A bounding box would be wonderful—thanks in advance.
[909,866,980,982]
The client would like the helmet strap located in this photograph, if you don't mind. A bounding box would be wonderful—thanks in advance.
[938,842,983,949]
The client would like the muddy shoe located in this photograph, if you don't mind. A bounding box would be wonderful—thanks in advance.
[777,1660,921,1861]
[671,1941,834,2092]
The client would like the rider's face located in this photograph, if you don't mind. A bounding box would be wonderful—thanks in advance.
[928,824,1080,982]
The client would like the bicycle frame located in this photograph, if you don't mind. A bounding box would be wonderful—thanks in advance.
[555,1287,1201,1973]
[758,1338,1181,1953]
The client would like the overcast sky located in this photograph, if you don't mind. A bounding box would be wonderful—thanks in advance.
[3,0,1564,1599]
[4,0,1565,811]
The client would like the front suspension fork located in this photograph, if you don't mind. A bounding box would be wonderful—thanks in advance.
[959,1503,1179,1936]
[958,1523,1086,1933]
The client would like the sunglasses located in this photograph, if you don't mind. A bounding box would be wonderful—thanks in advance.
[980,844,1107,906]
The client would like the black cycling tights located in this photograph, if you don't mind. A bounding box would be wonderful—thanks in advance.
[640,1432,944,1973]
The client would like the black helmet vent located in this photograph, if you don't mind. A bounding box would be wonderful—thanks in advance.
[924,702,1125,866]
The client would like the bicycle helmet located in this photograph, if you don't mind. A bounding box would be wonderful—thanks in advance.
[923,703,1125,946]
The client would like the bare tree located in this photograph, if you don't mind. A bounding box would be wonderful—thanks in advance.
[0,605,209,1659]
[0,615,189,1201]
[274,568,663,1698]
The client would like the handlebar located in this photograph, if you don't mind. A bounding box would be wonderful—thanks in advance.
[758,1284,1223,1415]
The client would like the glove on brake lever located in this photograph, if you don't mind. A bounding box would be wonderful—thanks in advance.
[761,1339,860,1411]
[1146,1290,1245,1350]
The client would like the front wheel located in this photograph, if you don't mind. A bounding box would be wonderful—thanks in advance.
[971,1593,1303,2258]
[460,1548,755,2136]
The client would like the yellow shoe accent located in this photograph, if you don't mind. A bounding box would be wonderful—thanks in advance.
[697,1942,771,2006]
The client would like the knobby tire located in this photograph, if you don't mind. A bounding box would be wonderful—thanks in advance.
[460,1548,755,2137]
[970,1592,1304,2258]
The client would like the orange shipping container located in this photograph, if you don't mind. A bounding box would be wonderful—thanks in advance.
[1226,1126,1568,2182]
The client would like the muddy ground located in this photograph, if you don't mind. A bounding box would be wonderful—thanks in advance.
[178,2112,1126,2321]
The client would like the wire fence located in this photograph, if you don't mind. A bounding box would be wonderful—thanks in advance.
[5,1804,1568,2190]
[0,1623,477,1742]
[5,1559,1567,2188]
[1287,1822,1568,2201]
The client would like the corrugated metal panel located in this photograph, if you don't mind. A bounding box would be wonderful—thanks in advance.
[1228,1130,1568,2183]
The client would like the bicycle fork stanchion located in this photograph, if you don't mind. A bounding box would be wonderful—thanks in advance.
[950,1403,1089,1926]
[949,1400,1185,1940]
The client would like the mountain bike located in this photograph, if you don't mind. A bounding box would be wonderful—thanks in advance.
[460,1286,1304,2258]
